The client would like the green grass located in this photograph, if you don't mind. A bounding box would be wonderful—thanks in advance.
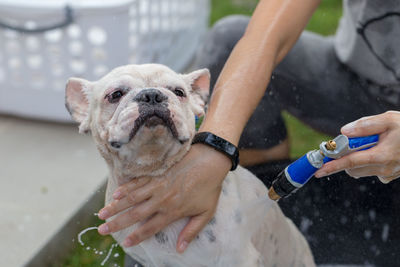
[62,216,125,267]
[64,1,342,265]
[283,112,332,158]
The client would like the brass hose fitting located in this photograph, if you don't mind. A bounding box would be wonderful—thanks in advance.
[325,140,337,151]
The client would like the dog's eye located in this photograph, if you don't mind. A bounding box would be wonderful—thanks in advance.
[108,90,124,103]
[174,87,185,97]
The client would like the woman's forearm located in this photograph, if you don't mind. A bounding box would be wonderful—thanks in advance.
[200,0,320,145]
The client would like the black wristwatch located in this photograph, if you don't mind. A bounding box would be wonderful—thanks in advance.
[192,132,239,171]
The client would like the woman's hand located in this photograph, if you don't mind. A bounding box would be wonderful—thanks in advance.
[315,111,400,183]
[97,144,231,253]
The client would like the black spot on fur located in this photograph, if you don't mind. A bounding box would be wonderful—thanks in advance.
[155,231,168,244]
[234,210,242,224]
[222,187,228,195]
[204,229,216,243]
[208,217,216,225]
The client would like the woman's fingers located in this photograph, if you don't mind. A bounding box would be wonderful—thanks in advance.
[112,176,152,200]
[98,199,158,235]
[344,165,383,178]
[98,185,154,220]
[377,170,400,184]
[123,213,171,247]
[341,112,394,137]
[315,148,381,177]
[176,212,212,253]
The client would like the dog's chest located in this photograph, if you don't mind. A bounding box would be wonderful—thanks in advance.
[110,216,225,266]
[105,172,254,266]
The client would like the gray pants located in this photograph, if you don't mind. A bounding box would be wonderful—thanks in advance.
[194,15,397,150]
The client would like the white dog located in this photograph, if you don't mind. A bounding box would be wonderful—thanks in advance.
[65,64,315,267]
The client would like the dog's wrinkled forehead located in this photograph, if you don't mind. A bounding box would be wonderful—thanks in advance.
[95,64,187,94]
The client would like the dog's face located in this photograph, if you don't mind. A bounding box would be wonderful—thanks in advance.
[65,64,209,171]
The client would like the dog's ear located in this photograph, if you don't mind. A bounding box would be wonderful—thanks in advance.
[65,77,92,134]
[183,68,210,117]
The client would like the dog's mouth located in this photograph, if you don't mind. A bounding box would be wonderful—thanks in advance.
[109,106,190,149]
[128,108,184,143]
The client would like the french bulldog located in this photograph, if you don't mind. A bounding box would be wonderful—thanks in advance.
[65,64,315,267]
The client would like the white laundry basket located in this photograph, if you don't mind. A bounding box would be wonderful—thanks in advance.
[0,0,210,122]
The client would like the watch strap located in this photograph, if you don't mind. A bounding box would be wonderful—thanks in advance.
[192,132,239,171]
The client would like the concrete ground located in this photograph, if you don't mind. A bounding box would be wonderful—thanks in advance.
[0,114,107,266]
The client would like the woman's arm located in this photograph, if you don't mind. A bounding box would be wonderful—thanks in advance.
[97,0,320,253]
[202,0,320,144]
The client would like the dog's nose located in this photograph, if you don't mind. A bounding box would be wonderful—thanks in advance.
[134,89,168,105]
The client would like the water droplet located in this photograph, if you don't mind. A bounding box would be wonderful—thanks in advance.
[300,217,313,233]
[364,229,372,240]
[369,210,376,221]
[78,226,98,245]
[382,224,389,242]
[328,233,335,240]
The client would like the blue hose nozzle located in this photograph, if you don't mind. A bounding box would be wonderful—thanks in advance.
[268,134,379,200]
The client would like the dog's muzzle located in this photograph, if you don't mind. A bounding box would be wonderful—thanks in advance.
[109,89,187,148]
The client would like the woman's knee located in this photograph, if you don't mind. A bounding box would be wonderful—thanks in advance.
[212,15,249,41]
[202,15,250,52]
[194,15,250,87]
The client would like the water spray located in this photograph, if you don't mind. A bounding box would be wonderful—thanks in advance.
[268,134,379,200]
[77,226,121,266]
